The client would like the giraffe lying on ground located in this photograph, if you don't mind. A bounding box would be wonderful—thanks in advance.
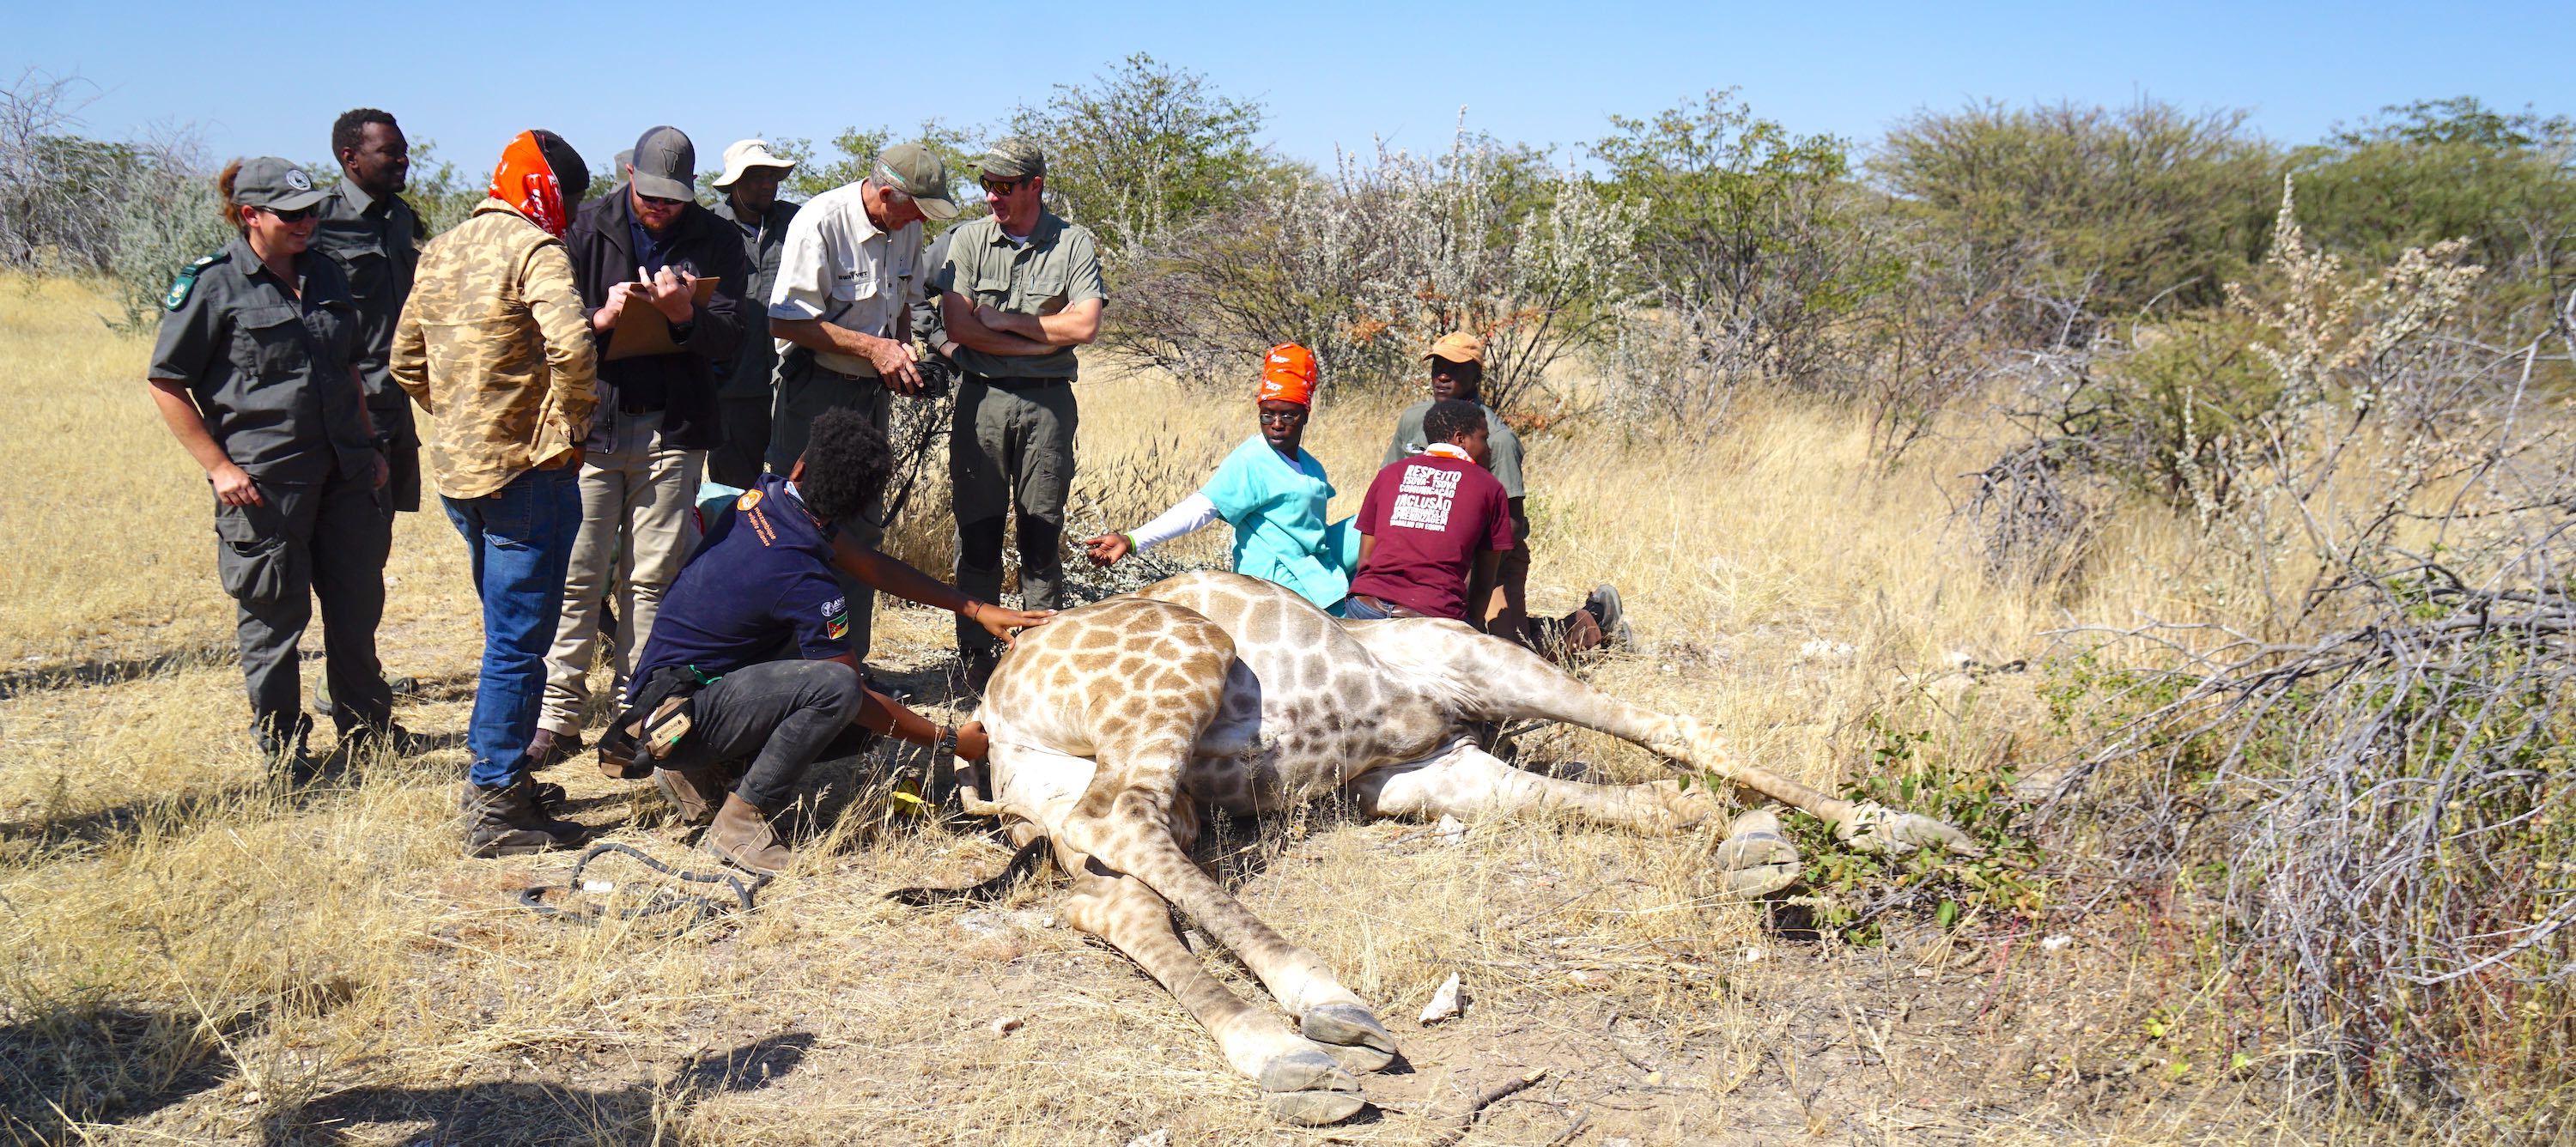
[932,571,1978,1124]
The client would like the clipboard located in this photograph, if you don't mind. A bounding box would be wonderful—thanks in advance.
[605,276,717,361]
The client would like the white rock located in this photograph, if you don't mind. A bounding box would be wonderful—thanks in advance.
[987,1016,1022,1035]
[954,911,1013,939]
[1433,815,1467,844]
[1419,973,1465,1024]
[1738,946,1765,963]
[1126,1132,1171,1147]
[2041,934,2075,951]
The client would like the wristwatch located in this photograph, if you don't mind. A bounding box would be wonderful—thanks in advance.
[933,725,960,759]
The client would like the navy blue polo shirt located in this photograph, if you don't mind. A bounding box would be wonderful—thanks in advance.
[635,475,851,683]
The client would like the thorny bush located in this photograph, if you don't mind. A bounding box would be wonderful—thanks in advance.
[2038,178,2576,1112]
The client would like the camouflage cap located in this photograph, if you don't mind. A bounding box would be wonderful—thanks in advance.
[233,156,327,212]
[977,137,1046,180]
[873,143,957,221]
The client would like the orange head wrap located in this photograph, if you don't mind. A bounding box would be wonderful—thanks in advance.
[489,130,578,238]
[1256,343,1317,407]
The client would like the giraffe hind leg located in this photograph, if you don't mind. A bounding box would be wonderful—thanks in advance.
[1056,855,1367,1125]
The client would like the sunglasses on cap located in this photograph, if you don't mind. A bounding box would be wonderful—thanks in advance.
[979,177,1025,197]
[256,204,319,223]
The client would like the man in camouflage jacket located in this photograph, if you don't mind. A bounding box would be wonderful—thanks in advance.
[391,128,600,857]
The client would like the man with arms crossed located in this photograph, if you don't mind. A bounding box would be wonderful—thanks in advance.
[931,138,1106,690]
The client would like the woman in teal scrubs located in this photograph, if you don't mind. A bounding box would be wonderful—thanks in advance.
[1081,343,1358,611]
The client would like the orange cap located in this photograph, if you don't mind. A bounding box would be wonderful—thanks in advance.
[1424,331,1485,364]
[1257,343,1317,407]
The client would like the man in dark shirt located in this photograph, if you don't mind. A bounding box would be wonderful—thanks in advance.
[624,407,1049,874]
[1345,400,1516,622]
[708,139,801,488]
[313,108,424,516]
[535,125,748,765]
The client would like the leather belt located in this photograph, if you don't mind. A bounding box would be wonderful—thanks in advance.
[966,373,1072,389]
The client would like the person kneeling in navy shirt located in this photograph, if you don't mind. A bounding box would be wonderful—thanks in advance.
[618,407,1051,874]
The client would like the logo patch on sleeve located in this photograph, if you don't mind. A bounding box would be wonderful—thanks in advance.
[736,489,763,512]
[821,598,849,640]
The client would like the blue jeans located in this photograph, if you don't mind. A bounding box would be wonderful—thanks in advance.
[442,465,582,788]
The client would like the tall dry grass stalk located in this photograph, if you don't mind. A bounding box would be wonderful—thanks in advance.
[4,275,2486,1144]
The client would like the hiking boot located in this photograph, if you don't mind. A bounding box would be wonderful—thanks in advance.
[460,777,586,858]
[314,674,421,718]
[526,728,586,771]
[1584,585,1633,650]
[256,714,313,776]
[341,721,431,759]
[653,764,726,826]
[703,794,793,875]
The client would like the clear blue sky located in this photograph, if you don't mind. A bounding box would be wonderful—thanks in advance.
[14,1,2571,175]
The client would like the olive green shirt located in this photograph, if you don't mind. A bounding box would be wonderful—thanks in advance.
[931,210,1107,380]
[1383,402,1526,500]
[149,236,377,485]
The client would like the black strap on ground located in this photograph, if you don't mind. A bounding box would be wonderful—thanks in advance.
[887,834,1050,907]
[519,842,769,929]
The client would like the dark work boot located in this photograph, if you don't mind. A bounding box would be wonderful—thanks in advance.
[703,794,793,875]
[460,777,586,858]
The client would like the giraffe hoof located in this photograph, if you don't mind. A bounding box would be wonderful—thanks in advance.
[1301,1004,1399,1073]
[1712,819,1801,901]
[1260,1050,1366,1125]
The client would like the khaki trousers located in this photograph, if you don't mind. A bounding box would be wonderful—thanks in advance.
[539,410,704,737]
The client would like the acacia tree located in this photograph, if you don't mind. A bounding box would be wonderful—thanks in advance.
[1589,89,1893,425]
[1006,53,1275,253]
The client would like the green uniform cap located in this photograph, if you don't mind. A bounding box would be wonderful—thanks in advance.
[873,143,957,221]
[233,156,327,213]
[977,137,1046,180]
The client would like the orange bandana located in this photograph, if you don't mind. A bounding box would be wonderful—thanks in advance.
[1256,343,1317,407]
[489,130,573,238]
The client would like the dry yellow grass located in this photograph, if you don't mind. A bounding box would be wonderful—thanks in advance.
[3,274,2482,1145]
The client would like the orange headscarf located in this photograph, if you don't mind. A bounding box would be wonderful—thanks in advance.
[1257,343,1317,407]
[489,130,574,238]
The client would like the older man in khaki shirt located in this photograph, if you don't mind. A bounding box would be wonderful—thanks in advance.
[763,142,959,663]
[392,128,598,857]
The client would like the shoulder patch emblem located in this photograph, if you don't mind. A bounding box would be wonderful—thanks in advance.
[164,254,221,311]
[736,489,762,512]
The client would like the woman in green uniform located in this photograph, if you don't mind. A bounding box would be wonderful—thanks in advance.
[147,156,402,767]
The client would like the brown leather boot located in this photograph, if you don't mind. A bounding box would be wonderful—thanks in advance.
[653,764,726,825]
[703,793,793,875]
[460,777,586,858]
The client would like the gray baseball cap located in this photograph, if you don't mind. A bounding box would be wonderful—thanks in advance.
[629,126,695,201]
[873,143,957,221]
[232,156,327,212]
[977,137,1046,180]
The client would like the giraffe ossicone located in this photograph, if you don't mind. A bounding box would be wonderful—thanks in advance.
[914,571,1978,1125]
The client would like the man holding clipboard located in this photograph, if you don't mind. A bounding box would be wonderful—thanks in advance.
[533,125,747,767]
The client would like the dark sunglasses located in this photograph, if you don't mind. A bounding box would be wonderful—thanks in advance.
[1257,407,1308,425]
[638,193,688,209]
[258,204,319,223]
[980,178,1024,197]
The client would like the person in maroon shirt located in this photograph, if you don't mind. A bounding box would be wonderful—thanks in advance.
[1344,400,1516,622]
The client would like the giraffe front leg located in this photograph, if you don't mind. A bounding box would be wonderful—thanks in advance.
[1060,787,1400,1076]
[1059,855,1369,1124]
